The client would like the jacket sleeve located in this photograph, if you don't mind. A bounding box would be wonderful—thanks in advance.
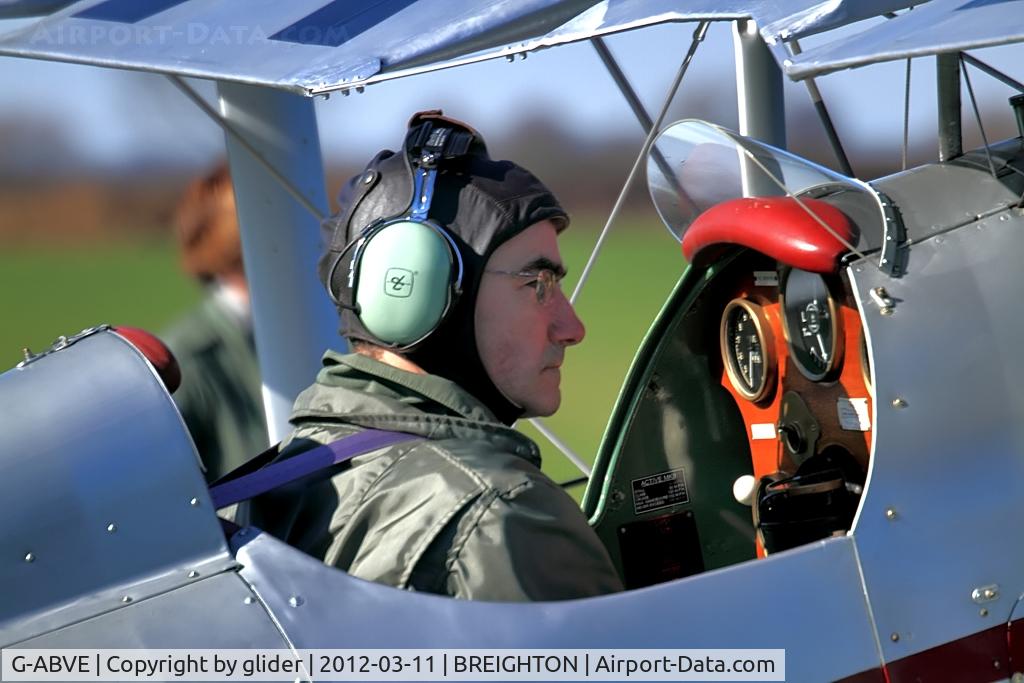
[444,475,624,601]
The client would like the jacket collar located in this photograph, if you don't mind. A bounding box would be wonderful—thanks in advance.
[289,350,541,466]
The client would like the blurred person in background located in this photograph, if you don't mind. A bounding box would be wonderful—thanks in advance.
[163,164,268,482]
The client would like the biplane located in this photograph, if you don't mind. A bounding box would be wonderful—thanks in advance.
[3,1,1024,681]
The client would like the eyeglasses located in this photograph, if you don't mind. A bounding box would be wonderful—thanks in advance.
[485,267,565,306]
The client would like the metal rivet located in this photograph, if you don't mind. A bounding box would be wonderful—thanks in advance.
[880,306,894,316]
[885,508,898,521]
[187,571,199,579]
[980,608,989,617]
[1000,214,1010,221]
[106,523,117,533]
[362,173,373,185]
[243,596,255,605]
[190,498,200,507]
[936,237,944,244]
[505,54,515,62]
[871,287,894,308]
[890,633,900,642]
[288,595,304,608]
[892,398,908,409]
[24,552,34,563]
[121,596,132,604]
[972,585,1000,603]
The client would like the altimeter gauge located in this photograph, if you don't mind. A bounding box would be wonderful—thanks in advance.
[721,298,775,402]
[781,269,842,381]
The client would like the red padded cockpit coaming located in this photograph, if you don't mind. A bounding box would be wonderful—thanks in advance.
[113,326,182,394]
[682,197,854,273]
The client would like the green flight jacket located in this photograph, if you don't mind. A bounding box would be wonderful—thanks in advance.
[248,351,624,602]
[164,295,268,482]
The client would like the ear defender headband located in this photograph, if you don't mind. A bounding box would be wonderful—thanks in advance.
[327,124,469,348]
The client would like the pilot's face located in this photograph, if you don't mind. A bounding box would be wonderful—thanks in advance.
[475,219,585,417]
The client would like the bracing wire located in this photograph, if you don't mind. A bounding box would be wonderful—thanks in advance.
[527,22,709,480]
[959,53,998,178]
[902,58,911,171]
[569,21,710,308]
[167,75,327,222]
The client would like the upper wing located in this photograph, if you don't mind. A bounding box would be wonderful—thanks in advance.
[0,0,941,95]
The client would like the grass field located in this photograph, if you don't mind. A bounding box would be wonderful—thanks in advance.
[0,215,685,487]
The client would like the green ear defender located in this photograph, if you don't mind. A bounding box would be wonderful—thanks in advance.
[328,136,465,348]
[348,217,462,346]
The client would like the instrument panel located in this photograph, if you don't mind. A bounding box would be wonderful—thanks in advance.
[589,250,875,587]
[716,260,872,556]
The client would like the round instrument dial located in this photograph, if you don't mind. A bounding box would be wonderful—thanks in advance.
[781,269,841,380]
[721,299,775,402]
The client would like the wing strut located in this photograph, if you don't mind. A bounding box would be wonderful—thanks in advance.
[526,21,711,480]
[790,39,854,177]
[215,82,337,443]
[937,53,962,161]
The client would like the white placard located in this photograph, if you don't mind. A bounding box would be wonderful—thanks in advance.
[751,423,777,440]
[837,398,871,431]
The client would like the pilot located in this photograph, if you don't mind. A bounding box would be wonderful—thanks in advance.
[247,111,623,601]
[163,164,268,483]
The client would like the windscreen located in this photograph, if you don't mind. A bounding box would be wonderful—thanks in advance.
[647,119,883,246]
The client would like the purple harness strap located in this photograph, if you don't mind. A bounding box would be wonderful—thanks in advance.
[209,429,418,510]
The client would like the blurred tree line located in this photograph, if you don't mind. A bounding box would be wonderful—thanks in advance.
[0,77,1019,244]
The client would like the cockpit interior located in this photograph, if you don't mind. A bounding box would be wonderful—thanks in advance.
[583,120,883,589]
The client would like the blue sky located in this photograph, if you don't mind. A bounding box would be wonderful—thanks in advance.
[0,15,1021,174]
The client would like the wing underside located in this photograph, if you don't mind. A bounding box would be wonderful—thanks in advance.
[2,0,1016,95]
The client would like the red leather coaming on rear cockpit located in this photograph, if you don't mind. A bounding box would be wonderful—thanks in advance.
[682,196,854,273]
[113,326,182,394]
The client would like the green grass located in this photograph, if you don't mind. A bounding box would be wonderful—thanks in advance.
[0,217,685,490]
[0,241,202,365]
